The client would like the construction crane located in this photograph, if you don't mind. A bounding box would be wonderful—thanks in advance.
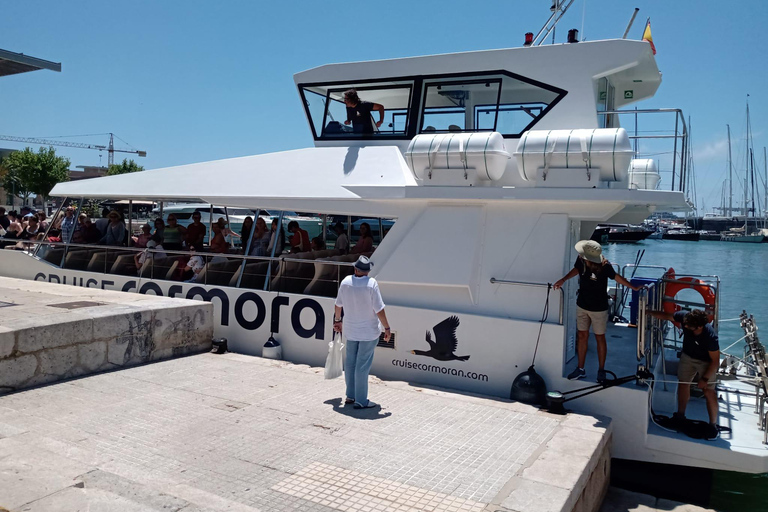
[0,132,146,166]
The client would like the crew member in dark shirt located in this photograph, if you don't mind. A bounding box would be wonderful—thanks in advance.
[646,308,720,439]
[554,240,641,383]
[343,89,385,135]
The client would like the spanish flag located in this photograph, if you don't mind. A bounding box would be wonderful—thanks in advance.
[642,19,656,55]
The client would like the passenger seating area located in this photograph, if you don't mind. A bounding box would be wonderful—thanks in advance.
[41,246,369,298]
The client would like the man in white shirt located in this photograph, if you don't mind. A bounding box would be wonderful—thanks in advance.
[333,256,391,409]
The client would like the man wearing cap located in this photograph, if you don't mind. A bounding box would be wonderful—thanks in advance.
[333,256,391,409]
[554,240,642,382]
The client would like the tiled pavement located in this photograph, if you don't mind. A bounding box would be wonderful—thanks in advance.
[0,353,608,511]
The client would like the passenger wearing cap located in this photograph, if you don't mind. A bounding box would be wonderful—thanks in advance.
[554,240,642,382]
[333,255,392,409]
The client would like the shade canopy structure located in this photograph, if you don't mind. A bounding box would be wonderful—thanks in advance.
[0,48,61,77]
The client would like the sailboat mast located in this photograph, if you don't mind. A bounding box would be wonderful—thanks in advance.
[727,124,732,216]
[745,102,749,221]
[764,146,767,223]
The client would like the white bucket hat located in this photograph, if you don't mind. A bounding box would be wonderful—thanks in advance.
[575,240,603,263]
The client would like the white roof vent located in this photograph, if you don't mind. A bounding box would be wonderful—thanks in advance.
[405,132,510,186]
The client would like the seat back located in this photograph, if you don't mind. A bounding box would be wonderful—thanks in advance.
[110,253,138,276]
[63,249,95,270]
[304,261,344,297]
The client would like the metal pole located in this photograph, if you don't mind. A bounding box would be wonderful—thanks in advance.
[728,125,733,217]
[128,200,133,247]
[61,197,84,268]
[264,211,284,291]
[209,204,214,248]
[672,113,679,191]
[622,8,640,39]
[35,200,64,257]
[237,209,259,288]
[764,147,767,224]
[224,207,232,249]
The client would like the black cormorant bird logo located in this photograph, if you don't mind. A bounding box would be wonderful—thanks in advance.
[410,316,470,362]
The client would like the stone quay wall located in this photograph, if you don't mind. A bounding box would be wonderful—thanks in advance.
[0,277,214,394]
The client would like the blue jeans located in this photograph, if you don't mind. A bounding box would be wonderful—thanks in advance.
[345,339,378,406]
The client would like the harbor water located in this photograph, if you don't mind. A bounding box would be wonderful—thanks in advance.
[603,239,768,512]
[604,238,766,355]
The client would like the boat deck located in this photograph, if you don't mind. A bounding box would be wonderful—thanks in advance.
[564,320,768,472]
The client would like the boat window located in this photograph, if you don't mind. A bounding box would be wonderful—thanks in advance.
[299,80,414,139]
[420,73,563,137]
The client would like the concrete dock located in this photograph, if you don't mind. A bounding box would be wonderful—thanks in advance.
[0,276,213,394]
[1,351,612,512]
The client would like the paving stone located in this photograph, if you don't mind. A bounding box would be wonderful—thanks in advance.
[0,352,611,512]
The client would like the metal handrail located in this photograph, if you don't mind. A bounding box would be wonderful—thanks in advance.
[21,239,355,292]
[637,287,647,361]
[489,278,564,325]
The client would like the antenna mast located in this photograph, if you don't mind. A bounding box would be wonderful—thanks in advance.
[532,0,577,46]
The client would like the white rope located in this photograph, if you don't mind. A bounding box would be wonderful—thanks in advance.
[721,334,748,353]
[719,317,742,322]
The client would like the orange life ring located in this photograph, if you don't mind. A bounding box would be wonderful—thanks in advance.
[662,268,715,324]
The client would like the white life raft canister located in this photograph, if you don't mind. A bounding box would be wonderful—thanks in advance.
[629,158,661,190]
[405,132,510,183]
[514,128,633,182]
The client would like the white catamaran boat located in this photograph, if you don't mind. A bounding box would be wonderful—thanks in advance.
[3,28,767,477]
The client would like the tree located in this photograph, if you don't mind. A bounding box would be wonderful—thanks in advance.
[1,147,70,203]
[107,158,144,176]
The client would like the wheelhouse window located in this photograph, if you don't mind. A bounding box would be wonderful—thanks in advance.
[300,81,414,139]
[420,72,563,137]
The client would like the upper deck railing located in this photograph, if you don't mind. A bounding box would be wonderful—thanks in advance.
[598,108,689,194]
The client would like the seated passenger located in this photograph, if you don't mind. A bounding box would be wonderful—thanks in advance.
[5,216,41,250]
[287,220,310,253]
[210,217,239,253]
[249,217,270,256]
[100,210,127,246]
[311,236,325,251]
[163,214,186,251]
[71,214,88,244]
[2,211,22,239]
[153,218,165,241]
[94,208,111,236]
[135,235,166,273]
[343,89,384,135]
[267,218,285,257]
[185,211,206,251]
[36,212,48,231]
[82,218,103,244]
[351,222,374,254]
[133,224,152,248]
[183,246,205,282]
[332,221,349,254]
[240,216,254,247]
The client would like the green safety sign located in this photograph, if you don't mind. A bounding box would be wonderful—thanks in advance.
[624,90,634,99]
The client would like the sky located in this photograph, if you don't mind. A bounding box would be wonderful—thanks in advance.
[2,0,767,214]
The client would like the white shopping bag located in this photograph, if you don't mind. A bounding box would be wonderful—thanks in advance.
[324,332,344,380]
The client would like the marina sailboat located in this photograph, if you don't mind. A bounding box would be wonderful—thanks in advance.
[721,105,765,242]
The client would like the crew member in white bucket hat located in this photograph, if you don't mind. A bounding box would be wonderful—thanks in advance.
[553,240,642,383]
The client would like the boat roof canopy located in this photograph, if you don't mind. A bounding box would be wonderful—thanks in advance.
[50,146,417,203]
[0,48,61,77]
